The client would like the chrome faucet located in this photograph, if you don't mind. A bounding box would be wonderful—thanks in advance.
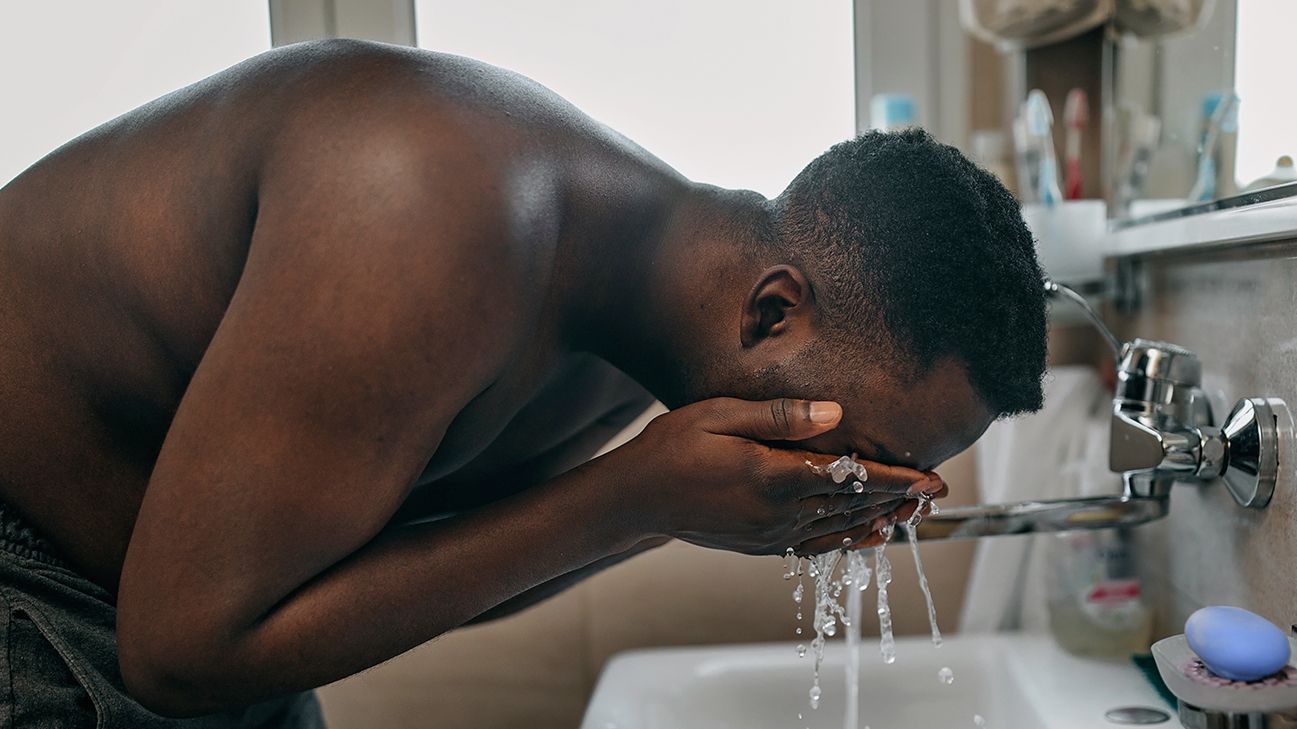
[903,280,1289,542]
[1109,338,1286,508]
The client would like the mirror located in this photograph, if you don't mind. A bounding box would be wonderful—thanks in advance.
[1108,1,1297,223]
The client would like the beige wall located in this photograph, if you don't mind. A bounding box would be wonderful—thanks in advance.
[318,407,979,729]
[1109,239,1297,638]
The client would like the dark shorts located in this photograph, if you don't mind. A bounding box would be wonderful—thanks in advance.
[0,502,325,729]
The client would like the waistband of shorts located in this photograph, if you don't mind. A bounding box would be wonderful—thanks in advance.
[0,501,71,569]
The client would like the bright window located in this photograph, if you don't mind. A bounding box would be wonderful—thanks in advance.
[414,0,855,198]
[0,2,271,186]
[1233,2,1297,185]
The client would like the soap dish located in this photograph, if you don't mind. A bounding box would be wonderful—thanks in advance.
[1152,635,1297,713]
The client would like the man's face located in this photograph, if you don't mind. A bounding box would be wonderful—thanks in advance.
[782,352,994,472]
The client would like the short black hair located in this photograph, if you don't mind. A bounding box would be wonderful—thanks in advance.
[774,128,1046,417]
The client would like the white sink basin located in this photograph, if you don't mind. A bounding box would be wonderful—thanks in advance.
[581,634,1174,729]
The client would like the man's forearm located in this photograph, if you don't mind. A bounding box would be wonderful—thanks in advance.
[133,462,648,715]
[467,536,671,624]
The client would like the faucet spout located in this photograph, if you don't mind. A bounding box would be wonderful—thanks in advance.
[1044,279,1122,358]
[897,495,1168,542]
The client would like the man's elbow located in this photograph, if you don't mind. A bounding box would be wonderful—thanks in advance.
[117,631,244,718]
[119,657,204,717]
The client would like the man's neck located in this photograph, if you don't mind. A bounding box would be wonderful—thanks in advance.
[560,183,769,406]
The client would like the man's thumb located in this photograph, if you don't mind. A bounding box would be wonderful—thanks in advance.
[705,398,842,441]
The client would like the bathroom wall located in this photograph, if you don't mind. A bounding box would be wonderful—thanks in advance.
[1110,238,1297,637]
[317,405,980,729]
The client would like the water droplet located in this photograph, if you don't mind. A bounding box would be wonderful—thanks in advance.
[828,455,853,483]
[852,480,865,493]
[792,584,804,604]
[939,666,955,684]
[797,644,807,657]
[816,507,826,516]
[842,537,853,546]
[796,627,802,635]
[808,685,821,709]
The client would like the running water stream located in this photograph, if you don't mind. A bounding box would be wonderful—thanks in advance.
[791,455,954,729]
[841,551,871,729]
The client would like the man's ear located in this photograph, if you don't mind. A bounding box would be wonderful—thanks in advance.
[740,265,814,348]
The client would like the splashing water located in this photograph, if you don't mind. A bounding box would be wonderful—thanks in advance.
[842,551,872,729]
[783,547,798,580]
[874,542,895,665]
[824,455,868,485]
[806,551,845,709]
[907,495,944,649]
[974,714,988,727]
[792,455,964,728]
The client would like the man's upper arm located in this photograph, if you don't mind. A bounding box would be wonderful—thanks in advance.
[118,119,527,651]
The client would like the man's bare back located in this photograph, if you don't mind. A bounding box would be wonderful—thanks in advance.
[0,40,659,590]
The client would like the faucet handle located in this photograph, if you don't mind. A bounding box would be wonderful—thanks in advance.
[1110,410,1167,473]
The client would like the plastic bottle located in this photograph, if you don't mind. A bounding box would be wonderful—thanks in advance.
[1045,528,1153,657]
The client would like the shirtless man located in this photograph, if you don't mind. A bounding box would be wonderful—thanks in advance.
[0,40,1047,726]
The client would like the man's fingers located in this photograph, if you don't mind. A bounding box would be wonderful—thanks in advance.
[794,491,941,550]
[911,480,949,500]
[772,451,938,499]
[793,492,906,526]
[700,398,841,442]
[794,501,934,555]
[795,521,891,554]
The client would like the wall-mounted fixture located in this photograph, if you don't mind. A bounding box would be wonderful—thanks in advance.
[905,280,1290,542]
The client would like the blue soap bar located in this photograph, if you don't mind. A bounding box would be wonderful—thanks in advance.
[1185,606,1291,682]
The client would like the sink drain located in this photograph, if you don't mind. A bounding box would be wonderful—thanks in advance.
[1105,706,1172,725]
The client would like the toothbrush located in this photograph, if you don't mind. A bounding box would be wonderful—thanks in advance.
[1188,92,1239,203]
[1114,111,1161,217]
[1063,88,1088,200]
[1023,90,1062,207]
